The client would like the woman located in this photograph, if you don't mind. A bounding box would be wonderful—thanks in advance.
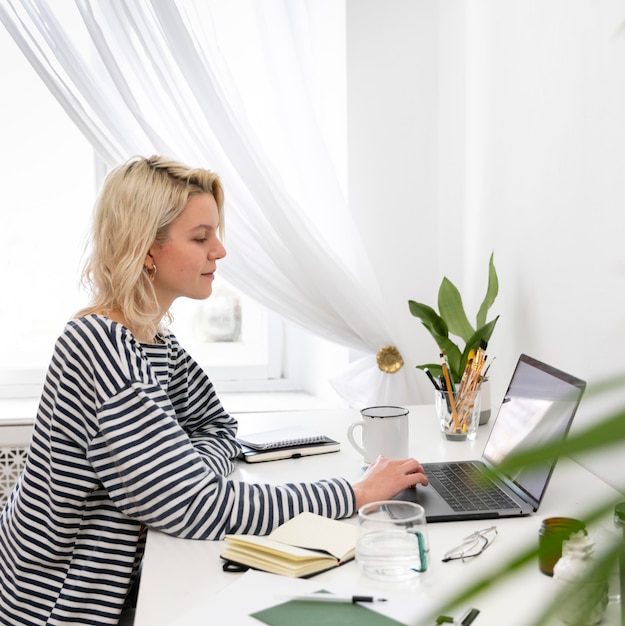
[0,156,428,625]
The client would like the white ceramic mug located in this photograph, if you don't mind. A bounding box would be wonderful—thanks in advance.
[347,406,409,464]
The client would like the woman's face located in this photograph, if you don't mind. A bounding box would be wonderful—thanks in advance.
[147,192,226,312]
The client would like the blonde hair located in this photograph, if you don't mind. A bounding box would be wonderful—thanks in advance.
[78,155,224,340]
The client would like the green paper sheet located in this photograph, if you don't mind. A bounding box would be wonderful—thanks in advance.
[251,599,408,626]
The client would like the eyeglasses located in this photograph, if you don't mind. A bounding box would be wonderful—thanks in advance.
[442,526,498,563]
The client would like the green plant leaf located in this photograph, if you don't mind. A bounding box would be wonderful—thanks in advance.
[438,277,475,342]
[409,254,499,383]
[440,340,463,382]
[408,300,449,338]
[416,338,463,383]
[464,316,499,352]
[409,301,465,377]
[476,252,499,328]
[424,325,462,373]
[416,364,443,380]
[457,317,499,378]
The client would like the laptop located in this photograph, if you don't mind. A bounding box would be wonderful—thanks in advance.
[396,354,586,522]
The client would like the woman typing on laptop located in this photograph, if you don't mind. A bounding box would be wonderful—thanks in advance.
[0,156,428,625]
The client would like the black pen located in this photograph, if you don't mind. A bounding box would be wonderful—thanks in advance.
[424,368,441,391]
[277,593,387,603]
[460,607,480,625]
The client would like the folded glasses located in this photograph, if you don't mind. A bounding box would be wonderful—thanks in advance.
[442,526,498,563]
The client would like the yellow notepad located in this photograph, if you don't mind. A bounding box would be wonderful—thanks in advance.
[221,512,357,578]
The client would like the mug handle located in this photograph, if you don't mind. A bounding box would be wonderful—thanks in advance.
[347,421,365,456]
[409,531,428,573]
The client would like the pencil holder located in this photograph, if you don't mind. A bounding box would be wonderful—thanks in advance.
[434,389,481,441]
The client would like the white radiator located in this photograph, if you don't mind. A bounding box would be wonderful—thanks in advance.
[0,421,33,506]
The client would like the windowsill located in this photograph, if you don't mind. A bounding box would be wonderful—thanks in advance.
[0,399,38,424]
[0,392,345,423]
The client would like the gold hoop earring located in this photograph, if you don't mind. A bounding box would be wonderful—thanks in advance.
[144,264,157,281]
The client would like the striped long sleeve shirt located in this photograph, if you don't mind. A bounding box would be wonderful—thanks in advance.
[0,315,355,624]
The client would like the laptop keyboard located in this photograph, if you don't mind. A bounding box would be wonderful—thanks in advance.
[424,461,519,512]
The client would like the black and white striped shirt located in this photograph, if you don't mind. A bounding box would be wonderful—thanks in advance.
[0,315,354,624]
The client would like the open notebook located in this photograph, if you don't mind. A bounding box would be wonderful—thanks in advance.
[396,354,586,522]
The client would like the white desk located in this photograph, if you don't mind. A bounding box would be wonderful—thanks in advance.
[134,406,624,626]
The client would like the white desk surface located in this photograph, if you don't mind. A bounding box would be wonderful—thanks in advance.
[134,405,624,626]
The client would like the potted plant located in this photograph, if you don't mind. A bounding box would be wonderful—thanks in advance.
[408,252,499,385]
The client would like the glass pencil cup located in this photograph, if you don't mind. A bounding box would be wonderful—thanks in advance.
[434,388,481,441]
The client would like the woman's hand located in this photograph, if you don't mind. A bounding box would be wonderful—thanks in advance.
[351,455,429,511]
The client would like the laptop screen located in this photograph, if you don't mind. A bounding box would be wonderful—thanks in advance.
[482,354,586,506]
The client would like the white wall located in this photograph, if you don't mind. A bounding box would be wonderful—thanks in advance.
[345,0,625,491]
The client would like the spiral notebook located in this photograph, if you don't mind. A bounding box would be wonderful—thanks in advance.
[237,427,340,463]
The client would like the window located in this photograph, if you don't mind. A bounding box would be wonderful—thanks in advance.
[0,25,95,398]
[0,25,281,399]
[167,285,285,388]
[0,3,350,409]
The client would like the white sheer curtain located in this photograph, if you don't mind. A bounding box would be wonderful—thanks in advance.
[0,0,421,407]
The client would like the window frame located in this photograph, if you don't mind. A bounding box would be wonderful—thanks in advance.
[0,55,290,401]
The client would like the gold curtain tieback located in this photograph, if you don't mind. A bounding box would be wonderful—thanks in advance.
[376,345,404,373]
